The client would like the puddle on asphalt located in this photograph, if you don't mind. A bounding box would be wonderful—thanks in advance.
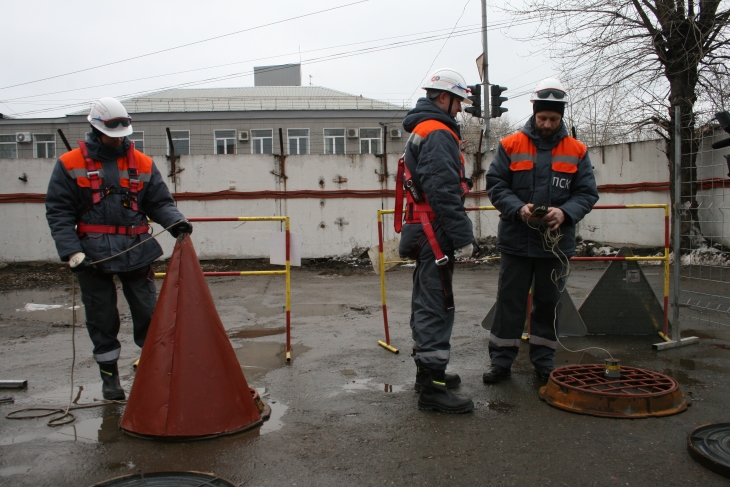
[260,399,287,435]
[341,378,405,394]
[0,289,87,324]
[486,401,516,413]
[234,341,310,382]
[240,299,356,319]
[0,414,122,446]
[663,368,704,386]
[229,327,285,339]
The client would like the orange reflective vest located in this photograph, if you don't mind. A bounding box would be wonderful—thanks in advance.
[394,120,471,265]
[501,131,586,174]
[59,141,153,236]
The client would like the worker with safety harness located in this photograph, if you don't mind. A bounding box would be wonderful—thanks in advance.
[45,97,192,400]
[483,78,598,384]
[395,68,476,414]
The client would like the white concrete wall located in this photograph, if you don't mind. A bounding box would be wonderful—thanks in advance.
[2,138,728,263]
[696,132,730,247]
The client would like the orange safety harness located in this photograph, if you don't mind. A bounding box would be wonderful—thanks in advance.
[74,140,150,237]
[394,120,472,266]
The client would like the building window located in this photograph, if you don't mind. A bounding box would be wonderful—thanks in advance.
[129,132,145,153]
[0,135,17,159]
[214,130,236,154]
[167,130,190,155]
[288,128,309,155]
[251,129,273,154]
[34,134,56,159]
[359,128,381,154]
[324,128,345,155]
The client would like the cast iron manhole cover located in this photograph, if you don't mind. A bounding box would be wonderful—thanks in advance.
[688,423,730,478]
[539,364,690,418]
[91,471,236,486]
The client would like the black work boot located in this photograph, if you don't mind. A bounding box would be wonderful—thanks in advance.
[417,368,473,414]
[482,364,511,384]
[99,363,125,401]
[533,366,554,382]
[414,368,461,392]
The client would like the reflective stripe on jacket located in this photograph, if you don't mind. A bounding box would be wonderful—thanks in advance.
[486,119,598,258]
[59,148,153,190]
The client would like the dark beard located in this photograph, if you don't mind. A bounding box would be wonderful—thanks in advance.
[537,126,558,138]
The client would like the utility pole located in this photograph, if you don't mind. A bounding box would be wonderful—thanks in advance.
[481,0,489,153]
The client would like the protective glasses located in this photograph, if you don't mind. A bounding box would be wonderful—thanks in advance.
[452,84,472,94]
[93,117,132,129]
[536,89,566,100]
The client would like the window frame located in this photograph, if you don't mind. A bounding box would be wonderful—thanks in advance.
[358,127,382,155]
[323,128,346,155]
[167,130,190,156]
[214,129,237,155]
[129,131,145,153]
[33,133,56,159]
[251,128,274,155]
[0,135,17,159]
[287,128,310,155]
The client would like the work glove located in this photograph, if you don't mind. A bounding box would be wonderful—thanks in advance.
[68,252,95,273]
[169,220,193,238]
[453,243,474,259]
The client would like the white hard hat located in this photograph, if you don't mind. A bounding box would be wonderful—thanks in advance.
[422,68,473,105]
[529,78,569,104]
[87,97,133,137]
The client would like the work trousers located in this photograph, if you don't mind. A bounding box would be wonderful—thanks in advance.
[488,252,565,369]
[408,238,455,371]
[77,265,157,365]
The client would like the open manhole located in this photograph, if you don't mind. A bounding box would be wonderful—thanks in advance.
[539,364,690,418]
[91,471,236,486]
[688,423,730,478]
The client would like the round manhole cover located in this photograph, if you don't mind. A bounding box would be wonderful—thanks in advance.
[91,471,236,487]
[688,423,730,478]
[539,364,690,418]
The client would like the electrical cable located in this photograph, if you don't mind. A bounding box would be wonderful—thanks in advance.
[0,1,370,92]
[5,219,185,427]
[524,207,614,360]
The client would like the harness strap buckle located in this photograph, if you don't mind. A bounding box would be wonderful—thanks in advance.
[435,255,449,266]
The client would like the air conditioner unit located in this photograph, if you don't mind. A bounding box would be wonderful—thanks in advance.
[238,131,249,142]
[16,132,31,143]
[389,129,402,139]
[347,128,359,138]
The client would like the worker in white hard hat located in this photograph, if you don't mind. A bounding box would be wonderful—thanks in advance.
[394,68,476,413]
[483,78,598,384]
[45,97,192,400]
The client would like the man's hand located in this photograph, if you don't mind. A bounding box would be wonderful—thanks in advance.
[519,204,545,223]
[170,220,193,237]
[68,252,95,273]
[454,243,474,259]
[541,207,565,231]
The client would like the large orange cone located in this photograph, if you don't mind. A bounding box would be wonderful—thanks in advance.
[120,235,262,439]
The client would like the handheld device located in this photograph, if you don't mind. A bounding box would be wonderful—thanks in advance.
[531,205,548,218]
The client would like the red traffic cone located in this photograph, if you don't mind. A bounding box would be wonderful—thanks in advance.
[120,235,263,439]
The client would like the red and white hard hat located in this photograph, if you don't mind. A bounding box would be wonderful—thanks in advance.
[87,97,133,137]
[422,68,472,105]
[529,78,570,104]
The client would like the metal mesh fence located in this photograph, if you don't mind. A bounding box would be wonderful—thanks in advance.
[678,109,730,332]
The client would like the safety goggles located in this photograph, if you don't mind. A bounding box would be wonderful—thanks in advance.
[93,117,132,129]
[535,89,566,100]
[453,84,471,94]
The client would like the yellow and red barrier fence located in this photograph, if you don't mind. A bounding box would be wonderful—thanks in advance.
[154,216,293,361]
[376,204,670,353]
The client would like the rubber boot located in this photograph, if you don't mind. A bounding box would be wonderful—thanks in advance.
[417,367,473,414]
[99,362,125,401]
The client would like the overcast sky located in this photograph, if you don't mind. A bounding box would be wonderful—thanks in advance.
[1,0,558,125]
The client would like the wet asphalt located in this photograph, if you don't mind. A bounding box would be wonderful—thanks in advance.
[0,262,729,486]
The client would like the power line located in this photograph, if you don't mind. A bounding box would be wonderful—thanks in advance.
[0,1,369,92]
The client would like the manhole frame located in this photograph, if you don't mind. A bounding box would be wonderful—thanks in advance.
[91,470,237,487]
[539,364,690,419]
[687,423,730,479]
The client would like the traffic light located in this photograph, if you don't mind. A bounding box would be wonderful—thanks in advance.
[490,85,508,118]
[464,84,482,118]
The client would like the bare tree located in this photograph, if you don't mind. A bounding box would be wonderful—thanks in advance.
[502,0,730,242]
